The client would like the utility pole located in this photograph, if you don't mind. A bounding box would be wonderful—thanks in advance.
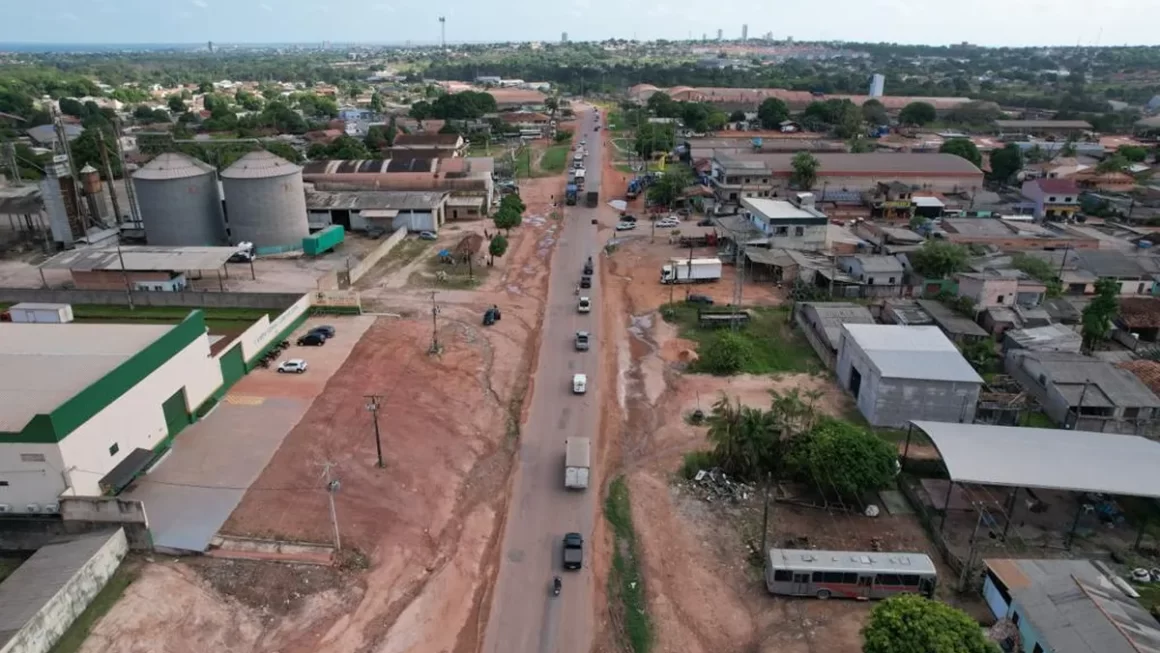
[364,395,385,468]
[96,130,123,226]
[116,236,134,309]
[428,291,441,354]
[321,461,342,552]
[760,472,773,560]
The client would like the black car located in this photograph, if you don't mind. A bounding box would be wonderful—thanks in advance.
[580,275,592,289]
[309,325,336,339]
[297,333,326,347]
[697,218,715,227]
[686,294,714,306]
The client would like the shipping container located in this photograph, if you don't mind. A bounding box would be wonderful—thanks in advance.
[7,302,74,323]
[302,225,346,256]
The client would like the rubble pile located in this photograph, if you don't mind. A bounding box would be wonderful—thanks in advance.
[685,468,757,503]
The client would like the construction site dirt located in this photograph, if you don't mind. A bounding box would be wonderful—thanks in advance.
[73,174,566,653]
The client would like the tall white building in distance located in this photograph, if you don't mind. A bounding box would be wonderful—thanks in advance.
[869,73,885,98]
[717,28,723,41]
[561,32,568,43]
[742,24,748,42]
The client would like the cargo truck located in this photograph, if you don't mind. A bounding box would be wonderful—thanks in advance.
[660,257,723,284]
[565,184,578,205]
[564,437,591,489]
[586,191,598,208]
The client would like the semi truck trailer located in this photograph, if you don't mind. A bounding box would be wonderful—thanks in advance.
[660,257,724,284]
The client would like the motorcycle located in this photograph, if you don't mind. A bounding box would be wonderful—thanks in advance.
[552,576,561,596]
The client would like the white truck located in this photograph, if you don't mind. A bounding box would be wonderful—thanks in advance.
[660,257,723,284]
[564,437,591,490]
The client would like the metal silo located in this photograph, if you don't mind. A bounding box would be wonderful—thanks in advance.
[221,151,309,249]
[132,152,226,246]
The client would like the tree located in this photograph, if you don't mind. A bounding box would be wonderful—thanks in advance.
[909,240,968,278]
[493,204,521,233]
[1097,154,1129,174]
[68,126,121,178]
[861,99,888,126]
[370,92,384,114]
[235,90,263,111]
[1117,145,1148,163]
[784,418,896,499]
[899,101,937,126]
[1060,138,1078,158]
[410,100,433,121]
[262,141,302,164]
[728,109,747,123]
[757,97,790,129]
[790,152,819,190]
[133,105,169,123]
[500,193,526,216]
[58,97,86,118]
[385,116,397,147]
[167,94,186,113]
[862,594,999,653]
[1025,145,1047,163]
[848,136,873,153]
[833,102,865,139]
[939,138,982,168]
[545,96,559,115]
[988,143,1023,182]
[365,125,392,152]
[1082,277,1120,351]
[704,394,779,480]
[646,92,679,118]
[646,168,692,209]
[634,122,675,159]
[488,234,508,264]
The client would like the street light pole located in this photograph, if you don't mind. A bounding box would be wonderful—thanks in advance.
[364,395,385,468]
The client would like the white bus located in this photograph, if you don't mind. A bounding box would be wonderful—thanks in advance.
[765,548,937,600]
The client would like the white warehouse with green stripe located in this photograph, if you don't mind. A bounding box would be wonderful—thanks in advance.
[0,312,222,511]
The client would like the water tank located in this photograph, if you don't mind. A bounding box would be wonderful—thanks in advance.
[133,152,226,246]
[220,150,309,249]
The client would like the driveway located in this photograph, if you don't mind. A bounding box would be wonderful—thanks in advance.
[482,105,604,653]
[124,315,375,552]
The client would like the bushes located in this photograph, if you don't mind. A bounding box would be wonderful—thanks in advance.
[693,331,751,375]
[784,418,897,499]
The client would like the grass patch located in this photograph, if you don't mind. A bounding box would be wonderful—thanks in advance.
[605,476,653,653]
[412,254,490,289]
[382,238,432,268]
[661,304,822,375]
[64,305,272,334]
[1020,410,1057,428]
[49,563,137,653]
[539,143,572,174]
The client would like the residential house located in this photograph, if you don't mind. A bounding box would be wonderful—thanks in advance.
[26,124,83,147]
[993,119,1093,137]
[391,133,467,157]
[1035,249,1157,296]
[1119,360,1160,401]
[1005,350,1160,434]
[939,218,1096,251]
[827,224,870,255]
[983,558,1160,653]
[877,298,935,326]
[915,299,989,343]
[1040,296,1082,327]
[852,222,925,255]
[1117,296,1160,344]
[739,196,829,251]
[837,255,905,297]
[794,302,875,369]
[981,303,1052,336]
[485,88,547,110]
[1002,324,1083,354]
[1020,179,1080,220]
[956,271,1020,308]
[836,324,983,427]
[865,181,914,220]
[1072,171,1136,192]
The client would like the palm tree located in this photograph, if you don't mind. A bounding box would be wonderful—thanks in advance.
[707,394,778,479]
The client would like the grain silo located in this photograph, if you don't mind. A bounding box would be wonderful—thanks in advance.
[220,150,309,249]
[132,152,226,246]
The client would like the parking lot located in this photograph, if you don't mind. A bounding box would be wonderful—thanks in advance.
[123,315,375,552]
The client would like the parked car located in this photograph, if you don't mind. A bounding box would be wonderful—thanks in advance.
[697,218,715,227]
[615,222,636,231]
[366,226,387,239]
[277,359,309,374]
[578,296,591,313]
[309,325,336,339]
[620,214,637,223]
[297,333,326,347]
[419,231,437,240]
[686,294,715,306]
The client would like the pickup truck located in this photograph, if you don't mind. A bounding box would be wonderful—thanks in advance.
[563,532,584,570]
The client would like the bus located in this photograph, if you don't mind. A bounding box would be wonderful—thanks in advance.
[765,548,937,600]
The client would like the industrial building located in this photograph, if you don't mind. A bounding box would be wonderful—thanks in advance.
[132,152,227,247]
[0,312,222,510]
[836,324,983,427]
[37,246,246,292]
[306,190,449,233]
[302,157,494,219]
[220,151,310,250]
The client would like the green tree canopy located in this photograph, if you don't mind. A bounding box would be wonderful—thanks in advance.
[757,97,790,129]
[909,240,968,278]
[1117,145,1148,163]
[500,193,526,215]
[167,94,186,113]
[1097,154,1129,173]
[488,233,508,263]
[646,168,692,209]
[493,204,521,232]
[863,594,999,653]
[861,99,888,125]
[785,418,896,498]
[939,138,982,168]
[899,101,937,126]
[790,152,820,190]
[728,109,747,123]
[1082,277,1120,351]
[988,143,1023,182]
[634,122,675,158]
[705,394,779,479]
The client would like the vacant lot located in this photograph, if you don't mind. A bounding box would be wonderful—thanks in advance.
[539,143,572,174]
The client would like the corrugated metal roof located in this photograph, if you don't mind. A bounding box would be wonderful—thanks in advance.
[38,245,238,271]
[842,324,982,383]
[220,150,301,179]
[132,152,215,180]
[305,189,449,211]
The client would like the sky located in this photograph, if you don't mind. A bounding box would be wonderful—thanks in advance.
[1,0,1158,48]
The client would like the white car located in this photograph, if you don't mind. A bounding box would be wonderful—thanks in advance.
[578,296,591,313]
[572,373,588,394]
[277,359,308,374]
[656,219,680,228]
[615,222,636,231]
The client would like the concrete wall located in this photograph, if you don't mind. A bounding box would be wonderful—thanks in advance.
[234,294,311,362]
[0,445,69,513]
[0,288,302,310]
[871,378,979,427]
[347,227,406,284]
[59,331,222,498]
[0,528,128,653]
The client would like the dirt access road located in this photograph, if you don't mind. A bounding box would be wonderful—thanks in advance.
[482,106,604,653]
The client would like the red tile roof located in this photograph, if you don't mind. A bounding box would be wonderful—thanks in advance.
[1118,297,1160,329]
[1032,178,1080,195]
[1119,360,1160,397]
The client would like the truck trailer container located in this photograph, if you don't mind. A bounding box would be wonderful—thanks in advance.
[303,225,345,256]
[660,257,723,284]
[5,302,74,323]
[585,191,598,208]
[564,437,591,490]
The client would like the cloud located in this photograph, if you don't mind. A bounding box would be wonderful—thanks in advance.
[191,0,208,7]
[259,2,272,10]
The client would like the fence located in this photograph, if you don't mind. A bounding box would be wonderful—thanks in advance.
[347,226,407,285]
[897,474,965,579]
[0,288,303,310]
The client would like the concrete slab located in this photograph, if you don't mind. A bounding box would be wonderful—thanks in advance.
[123,315,375,552]
[877,489,913,515]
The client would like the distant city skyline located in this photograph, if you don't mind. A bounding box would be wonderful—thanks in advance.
[0,0,1155,48]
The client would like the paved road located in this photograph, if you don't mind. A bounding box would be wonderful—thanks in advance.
[482,105,605,653]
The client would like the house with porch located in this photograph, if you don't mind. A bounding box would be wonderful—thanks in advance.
[1020,178,1080,220]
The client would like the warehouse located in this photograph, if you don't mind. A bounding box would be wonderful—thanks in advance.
[305,189,449,233]
[0,311,222,510]
[37,245,249,292]
[836,324,983,427]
